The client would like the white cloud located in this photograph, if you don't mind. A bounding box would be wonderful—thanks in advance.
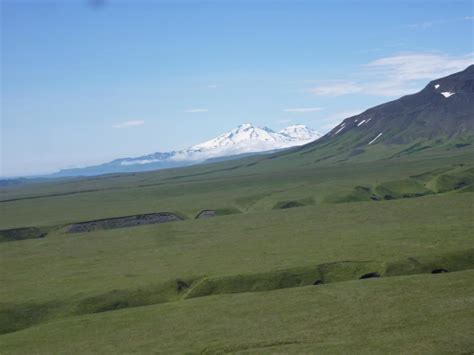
[407,21,433,30]
[309,52,474,98]
[309,81,362,96]
[283,107,323,113]
[184,108,209,113]
[366,52,474,82]
[363,52,473,96]
[113,120,145,128]
[406,16,473,30]
[206,84,219,89]
[363,81,419,97]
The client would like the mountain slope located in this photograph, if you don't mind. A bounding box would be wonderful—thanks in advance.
[53,124,321,177]
[291,65,474,161]
[50,66,474,178]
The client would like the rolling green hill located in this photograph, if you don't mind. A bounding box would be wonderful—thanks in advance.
[1,68,473,353]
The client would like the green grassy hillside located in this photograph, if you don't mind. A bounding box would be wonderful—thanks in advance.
[1,144,473,353]
[2,270,474,354]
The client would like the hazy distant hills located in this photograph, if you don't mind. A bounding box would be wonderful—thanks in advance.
[53,124,321,177]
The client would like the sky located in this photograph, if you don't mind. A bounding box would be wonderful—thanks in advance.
[1,0,473,177]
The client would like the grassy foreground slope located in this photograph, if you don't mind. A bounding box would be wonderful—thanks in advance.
[1,144,473,353]
[1,271,474,354]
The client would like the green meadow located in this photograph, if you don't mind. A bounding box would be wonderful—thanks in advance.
[1,144,473,353]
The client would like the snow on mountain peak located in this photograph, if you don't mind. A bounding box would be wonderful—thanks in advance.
[93,123,322,169]
[238,123,255,129]
[191,123,279,152]
[170,123,321,162]
[279,125,322,140]
[55,122,322,175]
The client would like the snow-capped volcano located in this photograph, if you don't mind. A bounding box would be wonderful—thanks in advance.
[172,123,320,161]
[54,123,321,177]
[279,124,320,140]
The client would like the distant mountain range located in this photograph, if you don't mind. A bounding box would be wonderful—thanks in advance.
[3,65,473,183]
[53,124,321,177]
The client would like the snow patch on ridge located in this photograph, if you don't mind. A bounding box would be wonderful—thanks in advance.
[334,123,346,135]
[440,91,455,98]
[368,133,383,145]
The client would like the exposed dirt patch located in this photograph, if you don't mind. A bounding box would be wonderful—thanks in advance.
[402,193,427,198]
[359,272,381,279]
[195,210,217,219]
[0,227,47,243]
[68,212,183,233]
[280,201,305,209]
[176,280,189,292]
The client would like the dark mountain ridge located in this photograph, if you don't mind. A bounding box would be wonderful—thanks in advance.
[311,65,474,148]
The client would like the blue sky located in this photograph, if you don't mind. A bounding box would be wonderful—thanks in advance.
[1,0,473,176]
